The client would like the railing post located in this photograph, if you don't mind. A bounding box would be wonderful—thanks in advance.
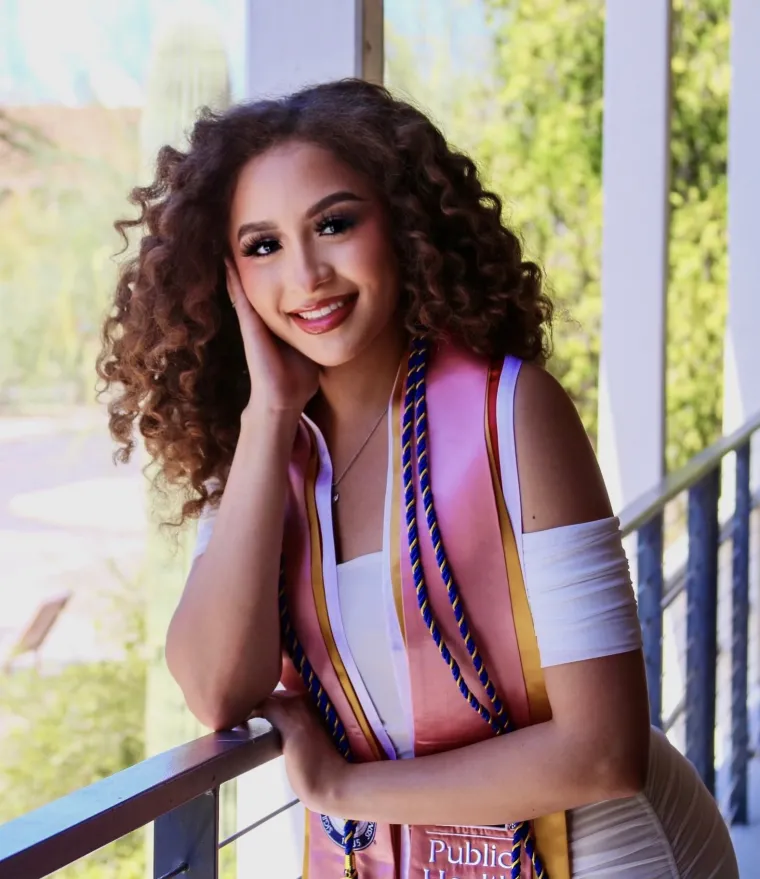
[685,467,721,794]
[730,443,751,824]
[154,789,219,879]
[637,514,665,728]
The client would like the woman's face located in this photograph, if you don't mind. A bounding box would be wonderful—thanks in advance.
[228,140,400,367]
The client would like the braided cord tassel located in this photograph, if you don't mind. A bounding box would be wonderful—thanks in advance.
[278,573,359,878]
[510,820,530,879]
[403,339,549,879]
[410,341,510,728]
[524,829,548,879]
[401,352,503,734]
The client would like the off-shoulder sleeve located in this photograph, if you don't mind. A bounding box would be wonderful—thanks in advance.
[521,516,642,667]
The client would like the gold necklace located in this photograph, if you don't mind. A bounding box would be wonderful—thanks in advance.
[331,408,388,504]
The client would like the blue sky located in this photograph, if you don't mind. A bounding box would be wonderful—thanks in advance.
[0,0,489,106]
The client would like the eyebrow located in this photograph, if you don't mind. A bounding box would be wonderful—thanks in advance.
[236,190,364,242]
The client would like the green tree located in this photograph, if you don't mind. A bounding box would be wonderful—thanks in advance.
[481,0,729,468]
[0,114,137,410]
[389,0,730,468]
[665,0,729,470]
[480,0,605,436]
[387,0,606,433]
[0,589,147,878]
[385,12,496,161]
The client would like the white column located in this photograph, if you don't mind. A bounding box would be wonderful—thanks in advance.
[244,0,383,101]
[236,5,383,875]
[724,0,760,489]
[597,1,673,513]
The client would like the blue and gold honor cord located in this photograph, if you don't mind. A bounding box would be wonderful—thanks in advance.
[278,338,547,879]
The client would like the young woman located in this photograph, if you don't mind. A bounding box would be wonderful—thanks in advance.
[99,79,737,879]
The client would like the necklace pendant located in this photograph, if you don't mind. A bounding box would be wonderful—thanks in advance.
[332,487,339,504]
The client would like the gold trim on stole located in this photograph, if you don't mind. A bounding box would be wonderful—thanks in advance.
[389,370,406,644]
[302,805,310,879]
[303,429,384,761]
[484,377,571,879]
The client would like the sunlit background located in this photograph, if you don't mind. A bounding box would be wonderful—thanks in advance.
[0,1,743,876]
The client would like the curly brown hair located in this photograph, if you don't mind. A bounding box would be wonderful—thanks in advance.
[97,78,552,524]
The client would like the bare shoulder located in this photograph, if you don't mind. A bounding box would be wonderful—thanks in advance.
[514,362,613,533]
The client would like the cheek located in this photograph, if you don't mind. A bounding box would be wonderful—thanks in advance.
[238,263,281,317]
[349,223,398,295]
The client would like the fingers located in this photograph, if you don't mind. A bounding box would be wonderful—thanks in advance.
[224,259,245,310]
[250,696,280,724]
[224,259,270,369]
[250,693,309,731]
[249,693,285,722]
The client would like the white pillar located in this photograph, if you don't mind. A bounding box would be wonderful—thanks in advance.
[597,1,673,512]
[244,0,383,101]
[236,4,383,875]
[724,0,760,489]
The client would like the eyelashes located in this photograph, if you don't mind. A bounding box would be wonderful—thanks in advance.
[240,235,280,258]
[317,213,357,237]
[240,212,358,259]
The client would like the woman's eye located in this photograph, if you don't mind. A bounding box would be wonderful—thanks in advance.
[242,237,281,258]
[317,215,355,236]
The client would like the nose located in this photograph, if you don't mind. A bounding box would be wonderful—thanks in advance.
[289,240,333,296]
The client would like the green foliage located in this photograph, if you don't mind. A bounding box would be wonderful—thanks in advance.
[0,661,145,820]
[390,0,729,468]
[0,593,147,878]
[484,0,730,466]
[385,17,496,161]
[0,119,137,410]
[666,0,729,469]
[386,0,606,433]
[480,0,606,436]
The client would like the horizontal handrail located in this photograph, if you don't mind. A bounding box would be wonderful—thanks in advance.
[0,724,281,879]
[619,409,760,536]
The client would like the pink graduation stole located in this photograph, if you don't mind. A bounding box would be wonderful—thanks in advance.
[280,343,570,879]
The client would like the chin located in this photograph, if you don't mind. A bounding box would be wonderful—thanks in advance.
[289,313,395,369]
[296,334,368,369]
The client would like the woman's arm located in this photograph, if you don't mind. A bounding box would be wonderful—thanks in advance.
[328,650,648,825]
[165,408,299,731]
[263,364,651,823]
[166,261,318,732]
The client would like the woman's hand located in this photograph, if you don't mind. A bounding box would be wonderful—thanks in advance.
[252,691,350,815]
[225,260,319,417]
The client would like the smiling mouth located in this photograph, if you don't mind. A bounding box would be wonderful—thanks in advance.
[293,297,352,320]
[289,293,358,335]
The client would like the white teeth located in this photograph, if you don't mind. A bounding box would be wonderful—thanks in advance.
[297,299,347,320]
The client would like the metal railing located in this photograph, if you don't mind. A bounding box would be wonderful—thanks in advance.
[0,412,758,878]
[620,409,760,822]
[0,724,284,879]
